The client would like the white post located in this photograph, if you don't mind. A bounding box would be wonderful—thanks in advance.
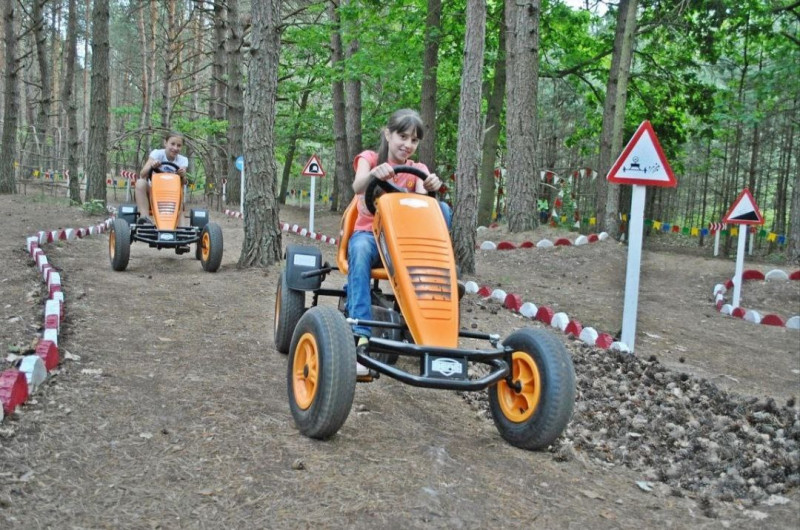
[714,227,721,257]
[222,181,227,204]
[732,226,747,308]
[621,185,646,352]
[239,166,245,214]
[309,177,316,233]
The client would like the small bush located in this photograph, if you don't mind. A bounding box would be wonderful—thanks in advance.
[82,199,107,216]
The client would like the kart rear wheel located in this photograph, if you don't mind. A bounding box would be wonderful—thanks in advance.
[109,218,131,271]
[488,328,575,451]
[199,223,223,272]
[288,306,356,440]
[274,270,305,354]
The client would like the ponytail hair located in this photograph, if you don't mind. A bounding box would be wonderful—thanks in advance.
[376,109,425,164]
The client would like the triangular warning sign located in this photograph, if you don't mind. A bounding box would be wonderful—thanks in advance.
[606,121,677,187]
[722,188,763,225]
[301,155,325,177]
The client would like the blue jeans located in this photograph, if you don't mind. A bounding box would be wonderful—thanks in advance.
[347,230,381,337]
[439,201,453,230]
[346,200,452,337]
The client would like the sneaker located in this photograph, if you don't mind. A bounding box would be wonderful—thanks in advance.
[356,336,371,379]
[137,216,154,225]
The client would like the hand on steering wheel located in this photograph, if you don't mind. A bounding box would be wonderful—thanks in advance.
[364,165,431,215]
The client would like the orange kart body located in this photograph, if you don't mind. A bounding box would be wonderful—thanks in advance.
[337,193,459,348]
[148,171,183,229]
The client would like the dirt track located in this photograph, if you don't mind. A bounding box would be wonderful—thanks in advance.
[1,195,798,528]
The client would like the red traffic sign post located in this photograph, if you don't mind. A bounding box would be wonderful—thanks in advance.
[607,121,677,353]
[723,188,764,308]
[301,155,325,233]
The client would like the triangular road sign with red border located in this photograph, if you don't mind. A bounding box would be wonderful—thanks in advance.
[606,121,677,187]
[722,188,763,225]
[301,154,325,177]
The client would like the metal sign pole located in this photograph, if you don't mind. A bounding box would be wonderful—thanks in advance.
[620,184,646,351]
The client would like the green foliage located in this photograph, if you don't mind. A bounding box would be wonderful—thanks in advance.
[81,199,107,216]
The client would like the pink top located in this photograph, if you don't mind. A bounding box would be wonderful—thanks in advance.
[352,150,429,232]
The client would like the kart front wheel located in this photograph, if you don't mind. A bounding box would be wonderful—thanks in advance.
[199,223,223,272]
[488,328,576,451]
[288,306,356,440]
[274,270,305,354]
[109,218,131,271]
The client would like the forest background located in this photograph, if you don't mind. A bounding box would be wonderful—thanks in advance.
[0,0,797,271]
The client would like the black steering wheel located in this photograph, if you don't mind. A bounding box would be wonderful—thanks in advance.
[151,161,181,176]
[364,165,429,215]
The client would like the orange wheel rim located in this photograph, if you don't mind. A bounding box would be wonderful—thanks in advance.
[109,231,116,258]
[498,351,541,422]
[201,232,210,261]
[292,332,319,410]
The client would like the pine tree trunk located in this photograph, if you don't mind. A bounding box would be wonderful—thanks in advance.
[419,0,441,173]
[597,0,637,239]
[238,0,282,268]
[329,2,349,213]
[0,0,18,194]
[63,0,81,204]
[478,13,505,227]
[452,0,485,274]
[504,0,540,232]
[85,0,110,204]
[225,0,244,209]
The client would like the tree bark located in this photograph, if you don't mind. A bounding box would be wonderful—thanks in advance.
[0,0,18,194]
[452,0,485,274]
[597,0,637,238]
[329,1,349,213]
[85,0,110,204]
[478,11,505,227]
[32,0,52,172]
[210,0,227,202]
[419,0,441,173]
[226,0,244,208]
[504,0,540,232]
[239,0,282,268]
[343,0,362,183]
[63,0,81,203]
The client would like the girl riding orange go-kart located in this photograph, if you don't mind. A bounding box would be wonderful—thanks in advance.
[109,161,223,272]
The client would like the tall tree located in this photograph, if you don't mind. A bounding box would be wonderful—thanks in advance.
[343,0,362,178]
[32,0,52,171]
[504,0,541,232]
[419,0,441,172]
[478,6,506,227]
[595,0,637,238]
[0,0,18,194]
[85,0,110,203]
[452,0,486,274]
[239,0,282,267]
[225,0,244,207]
[329,1,349,212]
[63,0,80,203]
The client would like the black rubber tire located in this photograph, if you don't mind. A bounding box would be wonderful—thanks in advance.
[200,223,223,272]
[195,241,202,260]
[274,270,305,354]
[288,306,356,440]
[109,218,131,271]
[488,328,576,451]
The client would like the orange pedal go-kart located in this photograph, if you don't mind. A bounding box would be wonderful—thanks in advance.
[109,161,223,272]
[274,166,576,450]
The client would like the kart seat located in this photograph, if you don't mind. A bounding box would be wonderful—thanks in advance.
[337,197,388,280]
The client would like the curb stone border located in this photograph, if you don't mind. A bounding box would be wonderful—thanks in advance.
[1,217,113,418]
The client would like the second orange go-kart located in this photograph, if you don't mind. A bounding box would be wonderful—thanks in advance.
[108,161,223,272]
[274,165,576,450]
